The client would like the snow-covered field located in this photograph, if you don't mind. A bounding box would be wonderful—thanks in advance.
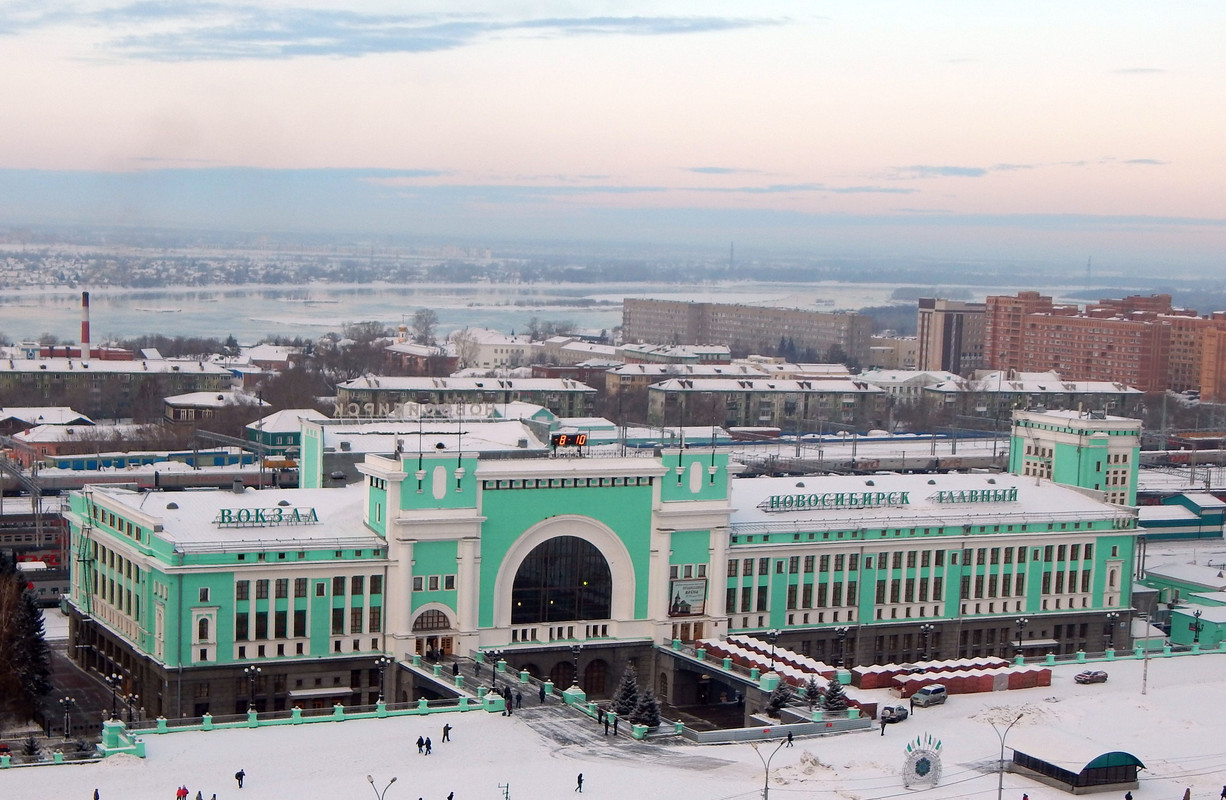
[3,654,1224,800]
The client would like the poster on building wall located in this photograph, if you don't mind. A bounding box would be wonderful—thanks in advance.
[668,579,707,616]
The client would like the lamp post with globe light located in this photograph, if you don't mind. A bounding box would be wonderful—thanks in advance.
[366,774,397,800]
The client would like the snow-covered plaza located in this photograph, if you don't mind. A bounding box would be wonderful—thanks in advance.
[3,652,1224,800]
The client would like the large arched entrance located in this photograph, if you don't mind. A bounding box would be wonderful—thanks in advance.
[511,535,612,624]
[411,607,455,659]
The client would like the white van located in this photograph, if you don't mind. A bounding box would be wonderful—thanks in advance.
[911,684,948,707]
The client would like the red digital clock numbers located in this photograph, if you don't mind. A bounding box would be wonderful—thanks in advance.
[550,433,588,447]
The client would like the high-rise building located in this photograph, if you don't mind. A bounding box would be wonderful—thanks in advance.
[916,298,985,374]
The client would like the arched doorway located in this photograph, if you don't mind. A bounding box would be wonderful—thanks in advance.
[550,661,575,688]
[511,536,612,624]
[583,659,609,695]
[412,608,454,659]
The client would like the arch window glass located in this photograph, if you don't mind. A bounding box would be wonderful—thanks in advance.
[412,609,452,631]
[512,536,612,625]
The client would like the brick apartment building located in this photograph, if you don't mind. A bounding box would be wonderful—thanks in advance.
[983,292,1226,395]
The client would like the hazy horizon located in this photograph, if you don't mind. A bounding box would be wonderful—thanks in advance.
[2,3,1224,270]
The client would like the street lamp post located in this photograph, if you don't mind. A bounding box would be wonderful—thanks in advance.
[751,738,787,800]
[990,712,1025,800]
[486,649,504,694]
[366,774,397,800]
[1104,611,1120,651]
[104,672,121,721]
[1014,618,1030,657]
[919,623,935,661]
[765,629,780,673]
[375,656,393,703]
[124,692,140,724]
[244,665,262,711]
[59,696,75,740]
[1193,609,1203,644]
[835,626,849,669]
[570,644,584,688]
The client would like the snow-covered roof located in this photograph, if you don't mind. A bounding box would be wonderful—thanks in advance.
[651,377,882,393]
[0,406,93,426]
[338,376,595,392]
[164,391,270,408]
[0,357,232,376]
[314,419,549,456]
[249,408,330,433]
[14,423,147,443]
[1145,561,1226,590]
[728,471,1128,530]
[1138,505,1202,523]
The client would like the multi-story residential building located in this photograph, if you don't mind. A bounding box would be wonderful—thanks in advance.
[64,425,1140,718]
[924,371,1144,422]
[334,376,596,419]
[0,356,234,420]
[916,298,985,374]
[857,370,960,405]
[984,292,1226,394]
[867,336,918,370]
[622,299,873,365]
[646,377,885,430]
[617,343,731,365]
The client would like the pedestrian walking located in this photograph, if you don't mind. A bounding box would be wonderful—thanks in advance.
[448,794,454,800]
[425,736,432,755]
[1183,789,1192,800]
[196,791,204,800]
[539,685,547,704]
[612,715,618,735]
[909,696,914,712]
[786,731,794,747]
[442,723,452,742]
[1123,793,1132,800]
[94,791,100,800]
[417,735,425,754]
[598,708,605,725]
[516,690,523,709]
[575,773,584,793]
[211,795,217,800]
[1022,794,1028,800]
[1220,785,1226,800]
[603,717,609,735]
[452,662,459,677]
[880,717,887,736]
[235,768,245,788]
[177,786,188,800]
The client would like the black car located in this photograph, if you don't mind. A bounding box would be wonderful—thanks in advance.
[1074,670,1108,684]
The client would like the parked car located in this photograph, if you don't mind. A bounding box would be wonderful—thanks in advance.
[911,684,948,707]
[1074,670,1109,684]
[880,705,909,723]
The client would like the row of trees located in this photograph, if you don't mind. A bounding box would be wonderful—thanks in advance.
[0,554,52,721]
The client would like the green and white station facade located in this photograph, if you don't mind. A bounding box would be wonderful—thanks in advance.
[65,411,1143,720]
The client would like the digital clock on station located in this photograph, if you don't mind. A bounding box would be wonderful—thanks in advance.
[550,433,587,448]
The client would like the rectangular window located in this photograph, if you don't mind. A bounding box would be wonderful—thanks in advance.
[786,584,798,608]
[1070,544,1081,561]
[892,552,902,570]
[1057,545,1067,562]
[788,556,799,574]
[931,577,942,599]
[332,576,345,596]
[370,575,383,594]
[1084,544,1093,559]
[275,579,288,599]
[759,558,769,575]
[740,589,752,613]
[831,581,843,606]
[775,560,784,574]
[294,578,307,598]
[1042,573,1052,593]
[802,583,813,607]
[1055,572,1065,593]
[1015,574,1025,595]
[237,581,250,601]
[906,551,916,569]
[817,583,829,606]
[428,576,440,591]
[1004,548,1013,565]
[934,551,945,567]
[804,555,815,573]
[921,550,931,568]
[256,580,269,600]
[905,578,915,602]
[846,581,857,604]
[1044,545,1053,562]
[350,607,363,634]
[1081,570,1091,592]
[835,554,845,572]
[351,575,364,595]
[413,576,424,591]
[876,580,886,603]
[275,610,288,638]
[293,609,307,638]
[198,587,210,603]
[890,579,901,603]
[332,608,344,635]
[727,588,737,613]
[743,558,754,576]
[988,574,998,597]
[255,611,268,639]
[819,555,830,572]
[756,588,768,612]
[728,559,739,577]
[444,575,456,591]
[235,612,249,641]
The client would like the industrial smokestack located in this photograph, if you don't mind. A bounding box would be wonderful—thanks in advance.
[80,291,91,360]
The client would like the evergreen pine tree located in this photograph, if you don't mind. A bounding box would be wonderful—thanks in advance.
[765,682,793,717]
[804,675,822,710]
[629,689,661,727]
[611,664,639,716]
[821,675,848,712]
[0,553,52,719]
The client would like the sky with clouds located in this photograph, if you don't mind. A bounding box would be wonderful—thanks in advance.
[1,1,1223,270]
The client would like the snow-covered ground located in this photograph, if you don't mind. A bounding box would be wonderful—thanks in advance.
[3,653,1225,800]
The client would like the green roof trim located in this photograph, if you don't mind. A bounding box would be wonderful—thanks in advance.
[1083,751,1145,771]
